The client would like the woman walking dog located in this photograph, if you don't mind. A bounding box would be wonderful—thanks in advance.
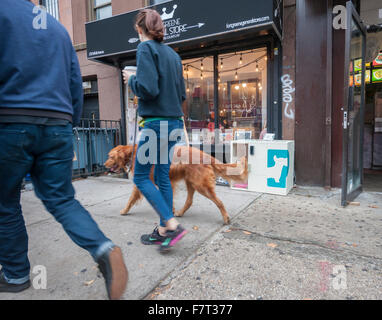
[123,9,187,252]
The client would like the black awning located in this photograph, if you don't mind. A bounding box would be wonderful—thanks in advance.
[85,0,283,66]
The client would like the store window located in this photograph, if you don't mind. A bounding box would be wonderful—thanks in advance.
[182,48,268,145]
[183,56,215,144]
[218,48,268,141]
[39,0,59,20]
[93,0,112,21]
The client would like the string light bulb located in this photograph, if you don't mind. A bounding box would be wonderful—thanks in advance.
[235,70,238,80]
[220,58,224,69]
[201,61,204,71]
[256,63,259,72]
[239,54,243,65]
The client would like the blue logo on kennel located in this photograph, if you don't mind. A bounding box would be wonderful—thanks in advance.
[267,150,289,188]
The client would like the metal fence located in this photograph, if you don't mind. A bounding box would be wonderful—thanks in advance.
[72,119,122,178]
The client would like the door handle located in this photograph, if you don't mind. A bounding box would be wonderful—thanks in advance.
[343,111,348,130]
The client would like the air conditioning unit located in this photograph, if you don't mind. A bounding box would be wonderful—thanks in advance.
[82,81,92,90]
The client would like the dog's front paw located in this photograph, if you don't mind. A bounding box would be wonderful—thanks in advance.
[223,216,231,225]
[174,210,184,217]
[120,209,130,215]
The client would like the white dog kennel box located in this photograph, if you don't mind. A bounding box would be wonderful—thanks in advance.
[230,140,295,196]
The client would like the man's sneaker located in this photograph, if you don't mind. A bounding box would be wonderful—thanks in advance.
[141,227,167,245]
[0,270,30,293]
[159,225,188,253]
[97,246,128,300]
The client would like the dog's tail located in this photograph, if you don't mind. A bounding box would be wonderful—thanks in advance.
[211,157,248,183]
[173,146,248,182]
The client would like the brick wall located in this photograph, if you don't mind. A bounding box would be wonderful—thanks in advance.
[112,0,145,15]
[282,0,296,141]
[71,0,87,46]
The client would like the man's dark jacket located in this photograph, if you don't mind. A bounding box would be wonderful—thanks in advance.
[0,0,83,125]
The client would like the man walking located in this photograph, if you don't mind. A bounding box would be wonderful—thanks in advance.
[0,0,128,299]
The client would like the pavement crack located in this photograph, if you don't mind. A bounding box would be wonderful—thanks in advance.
[26,217,53,227]
[227,226,382,262]
[82,194,131,209]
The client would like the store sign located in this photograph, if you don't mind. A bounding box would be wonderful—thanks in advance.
[267,149,289,189]
[86,0,282,61]
[373,51,382,67]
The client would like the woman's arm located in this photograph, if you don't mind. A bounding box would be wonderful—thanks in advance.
[128,45,159,100]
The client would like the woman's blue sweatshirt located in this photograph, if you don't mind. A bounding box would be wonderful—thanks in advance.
[128,40,186,118]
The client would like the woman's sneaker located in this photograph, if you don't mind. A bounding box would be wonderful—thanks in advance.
[159,225,188,253]
[141,227,167,245]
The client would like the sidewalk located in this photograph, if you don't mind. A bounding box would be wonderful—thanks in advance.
[0,176,381,300]
[151,187,382,300]
[0,175,258,300]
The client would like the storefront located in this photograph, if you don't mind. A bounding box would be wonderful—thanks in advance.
[85,0,283,157]
[363,31,382,192]
[364,43,382,171]
[329,0,382,204]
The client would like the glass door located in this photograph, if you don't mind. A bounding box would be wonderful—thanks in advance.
[341,1,367,206]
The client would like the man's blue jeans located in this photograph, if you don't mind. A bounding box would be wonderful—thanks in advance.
[0,123,113,284]
[133,119,183,227]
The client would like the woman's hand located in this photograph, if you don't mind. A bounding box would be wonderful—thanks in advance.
[122,70,135,84]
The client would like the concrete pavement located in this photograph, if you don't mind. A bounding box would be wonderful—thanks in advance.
[0,175,259,300]
[0,176,381,300]
[152,187,382,300]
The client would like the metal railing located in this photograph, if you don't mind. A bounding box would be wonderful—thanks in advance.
[40,0,60,21]
[72,119,122,178]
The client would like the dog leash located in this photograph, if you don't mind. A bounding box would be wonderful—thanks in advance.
[182,117,190,147]
[125,107,138,178]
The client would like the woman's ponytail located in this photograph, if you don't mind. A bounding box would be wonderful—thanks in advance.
[135,9,164,42]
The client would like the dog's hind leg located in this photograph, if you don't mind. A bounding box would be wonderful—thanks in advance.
[120,186,143,215]
[174,182,195,217]
[196,185,231,225]
[171,182,177,214]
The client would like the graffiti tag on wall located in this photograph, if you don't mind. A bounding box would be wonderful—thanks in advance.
[281,74,295,120]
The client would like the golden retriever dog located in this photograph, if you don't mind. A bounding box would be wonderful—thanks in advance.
[104,145,248,225]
